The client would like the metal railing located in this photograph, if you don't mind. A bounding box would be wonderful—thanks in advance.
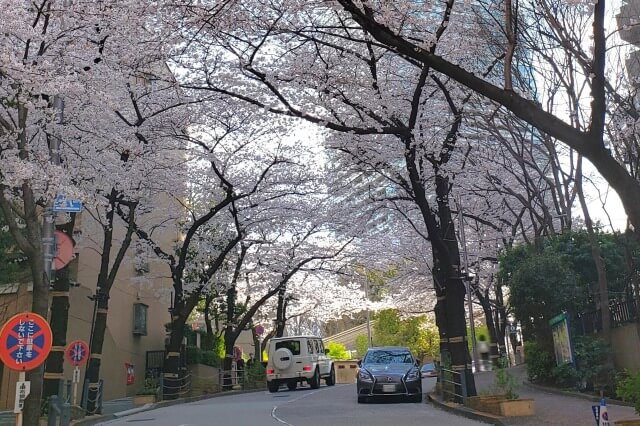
[575,297,640,336]
[162,372,192,398]
[47,395,71,426]
[439,367,467,403]
[81,379,104,415]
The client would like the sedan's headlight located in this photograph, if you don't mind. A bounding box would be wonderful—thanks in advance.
[405,369,421,381]
[358,369,374,383]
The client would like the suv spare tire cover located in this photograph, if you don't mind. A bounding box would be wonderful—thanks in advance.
[273,347,293,370]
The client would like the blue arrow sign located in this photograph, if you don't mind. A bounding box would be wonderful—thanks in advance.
[53,195,83,213]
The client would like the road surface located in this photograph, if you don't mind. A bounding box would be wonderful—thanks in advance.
[97,378,484,426]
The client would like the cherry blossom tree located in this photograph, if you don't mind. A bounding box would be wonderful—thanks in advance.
[0,1,177,421]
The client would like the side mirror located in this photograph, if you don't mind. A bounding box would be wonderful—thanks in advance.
[325,348,331,355]
[357,359,362,367]
[415,360,421,367]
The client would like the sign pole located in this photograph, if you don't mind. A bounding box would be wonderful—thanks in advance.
[15,371,26,426]
[73,366,80,405]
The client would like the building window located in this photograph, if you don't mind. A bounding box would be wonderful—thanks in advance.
[133,303,148,336]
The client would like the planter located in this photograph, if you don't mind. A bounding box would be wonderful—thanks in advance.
[466,395,535,417]
[466,395,506,412]
[615,420,640,426]
[497,399,535,417]
[133,394,157,405]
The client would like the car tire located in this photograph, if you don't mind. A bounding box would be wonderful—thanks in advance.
[325,365,336,386]
[309,368,320,389]
[267,381,279,393]
[287,381,297,391]
[273,347,293,370]
[357,395,367,404]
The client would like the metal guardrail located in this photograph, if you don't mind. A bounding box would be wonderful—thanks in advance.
[163,372,192,398]
[47,395,71,426]
[439,367,467,403]
[81,379,104,415]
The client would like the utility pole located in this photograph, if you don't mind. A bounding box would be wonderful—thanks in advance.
[42,98,62,285]
[42,96,64,400]
[457,198,480,372]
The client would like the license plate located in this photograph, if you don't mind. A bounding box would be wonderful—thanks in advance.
[382,384,396,393]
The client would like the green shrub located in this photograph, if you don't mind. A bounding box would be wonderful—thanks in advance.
[551,363,578,388]
[137,378,161,396]
[186,346,222,367]
[186,346,201,365]
[494,357,519,399]
[200,350,222,368]
[326,341,350,360]
[616,370,640,415]
[246,360,266,386]
[524,341,555,384]
[572,336,612,391]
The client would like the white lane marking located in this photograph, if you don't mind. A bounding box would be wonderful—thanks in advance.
[271,385,348,425]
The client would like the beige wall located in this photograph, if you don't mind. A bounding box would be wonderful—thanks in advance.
[67,206,175,400]
[610,323,640,371]
[0,203,176,408]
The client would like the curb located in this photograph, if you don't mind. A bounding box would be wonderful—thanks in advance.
[427,392,505,425]
[522,382,634,407]
[71,388,266,425]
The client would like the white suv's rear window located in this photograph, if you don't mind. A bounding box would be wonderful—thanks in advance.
[275,340,301,355]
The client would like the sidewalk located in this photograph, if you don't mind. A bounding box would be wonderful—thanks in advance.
[435,365,639,425]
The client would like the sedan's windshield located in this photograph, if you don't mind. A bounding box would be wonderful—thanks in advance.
[364,350,413,364]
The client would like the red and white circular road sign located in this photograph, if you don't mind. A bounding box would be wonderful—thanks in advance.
[0,312,53,371]
[65,340,90,367]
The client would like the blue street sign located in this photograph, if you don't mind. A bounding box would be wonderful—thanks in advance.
[53,195,83,213]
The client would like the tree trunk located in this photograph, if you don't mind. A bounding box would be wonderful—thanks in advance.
[203,295,214,350]
[85,291,108,414]
[163,308,188,400]
[576,156,611,342]
[43,218,76,402]
[251,327,261,362]
[275,287,287,337]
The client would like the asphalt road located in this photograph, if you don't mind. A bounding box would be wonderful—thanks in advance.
[97,378,484,426]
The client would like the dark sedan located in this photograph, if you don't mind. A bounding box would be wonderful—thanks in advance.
[356,347,422,403]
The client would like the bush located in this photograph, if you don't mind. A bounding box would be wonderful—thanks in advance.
[246,360,266,387]
[200,350,222,368]
[326,341,350,360]
[572,336,612,391]
[551,363,578,388]
[616,370,640,415]
[524,341,555,384]
[137,378,161,396]
[494,357,519,399]
[186,346,222,367]
[186,346,201,365]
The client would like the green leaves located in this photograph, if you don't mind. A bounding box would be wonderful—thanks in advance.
[372,309,439,360]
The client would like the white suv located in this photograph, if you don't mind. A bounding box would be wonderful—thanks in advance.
[266,336,336,392]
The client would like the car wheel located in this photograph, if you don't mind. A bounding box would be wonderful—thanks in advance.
[273,347,293,370]
[357,395,367,403]
[267,381,279,393]
[287,381,297,391]
[325,365,336,386]
[309,368,320,389]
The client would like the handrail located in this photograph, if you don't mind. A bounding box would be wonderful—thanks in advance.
[439,367,467,403]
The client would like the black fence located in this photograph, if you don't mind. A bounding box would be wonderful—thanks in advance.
[575,298,639,336]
